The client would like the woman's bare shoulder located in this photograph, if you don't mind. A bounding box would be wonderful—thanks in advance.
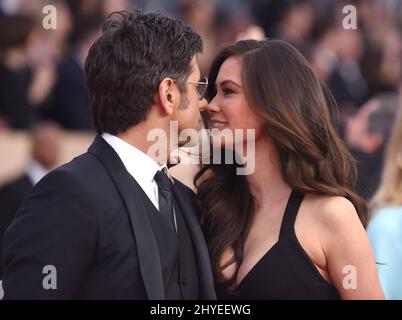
[302,193,362,230]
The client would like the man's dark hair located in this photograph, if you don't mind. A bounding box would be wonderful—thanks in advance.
[85,9,203,134]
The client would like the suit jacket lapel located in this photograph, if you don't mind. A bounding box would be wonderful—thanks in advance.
[172,180,216,300]
[88,136,165,299]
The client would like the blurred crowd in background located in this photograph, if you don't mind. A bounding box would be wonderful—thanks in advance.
[0,0,402,298]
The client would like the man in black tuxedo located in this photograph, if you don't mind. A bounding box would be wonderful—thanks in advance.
[2,10,216,300]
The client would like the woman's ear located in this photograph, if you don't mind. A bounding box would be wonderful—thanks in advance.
[158,78,178,116]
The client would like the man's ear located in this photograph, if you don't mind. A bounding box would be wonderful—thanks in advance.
[157,78,178,116]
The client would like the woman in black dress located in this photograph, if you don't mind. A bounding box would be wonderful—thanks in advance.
[195,39,384,299]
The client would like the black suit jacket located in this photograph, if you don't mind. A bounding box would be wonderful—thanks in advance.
[2,136,216,299]
[0,175,33,277]
[49,54,92,130]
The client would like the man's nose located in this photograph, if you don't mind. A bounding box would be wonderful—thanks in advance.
[199,98,208,112]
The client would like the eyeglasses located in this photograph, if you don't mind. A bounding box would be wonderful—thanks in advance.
[186,77,208,100]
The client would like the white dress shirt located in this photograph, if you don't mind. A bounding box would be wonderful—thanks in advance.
[26,160,49,185]
[102,133,167,210]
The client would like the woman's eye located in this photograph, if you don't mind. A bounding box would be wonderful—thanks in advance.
[222,88,234,95]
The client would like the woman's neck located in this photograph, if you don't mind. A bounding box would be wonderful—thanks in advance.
[245,138,290,209]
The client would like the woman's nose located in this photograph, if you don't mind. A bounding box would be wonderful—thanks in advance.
[207,97,221,113]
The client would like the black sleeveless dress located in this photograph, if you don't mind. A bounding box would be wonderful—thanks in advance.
[216,191,340,300]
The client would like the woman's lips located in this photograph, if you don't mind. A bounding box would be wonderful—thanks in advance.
[210,119,228,130]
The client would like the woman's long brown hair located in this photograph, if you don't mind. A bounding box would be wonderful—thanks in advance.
[194,39,368,288]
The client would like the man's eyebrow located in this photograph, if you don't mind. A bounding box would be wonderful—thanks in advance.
[217,79,242,88]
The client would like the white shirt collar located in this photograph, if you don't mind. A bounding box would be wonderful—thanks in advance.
[26,160,49,185]
[101,132,166,189]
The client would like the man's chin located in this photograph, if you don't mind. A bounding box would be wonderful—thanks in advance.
[178,137,200,148]
[193,121,202,132]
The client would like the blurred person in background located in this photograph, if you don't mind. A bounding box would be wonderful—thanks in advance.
[309,22,339,84]
[135,0,176,16]
[251,0,288,37]
[0,121,62,278]
[235,24,265,42]
[357,0,396,40]
[204,0,256,53]
[0,14,35,129]
[367,102,402,300]
[102,0,131,17]
[45,16,101,130]
[344,93,400,199]
[274,0,315,53]
[67,0,131,27]
[0,0,73,129]
[361,27,402,101]
[24,0,72,118]
[38,0,130,129]
[327,25,368,122]
[178,0,217,76]
[251,0,317,55]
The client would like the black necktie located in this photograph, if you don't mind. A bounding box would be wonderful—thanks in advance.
[154,169,176,232]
